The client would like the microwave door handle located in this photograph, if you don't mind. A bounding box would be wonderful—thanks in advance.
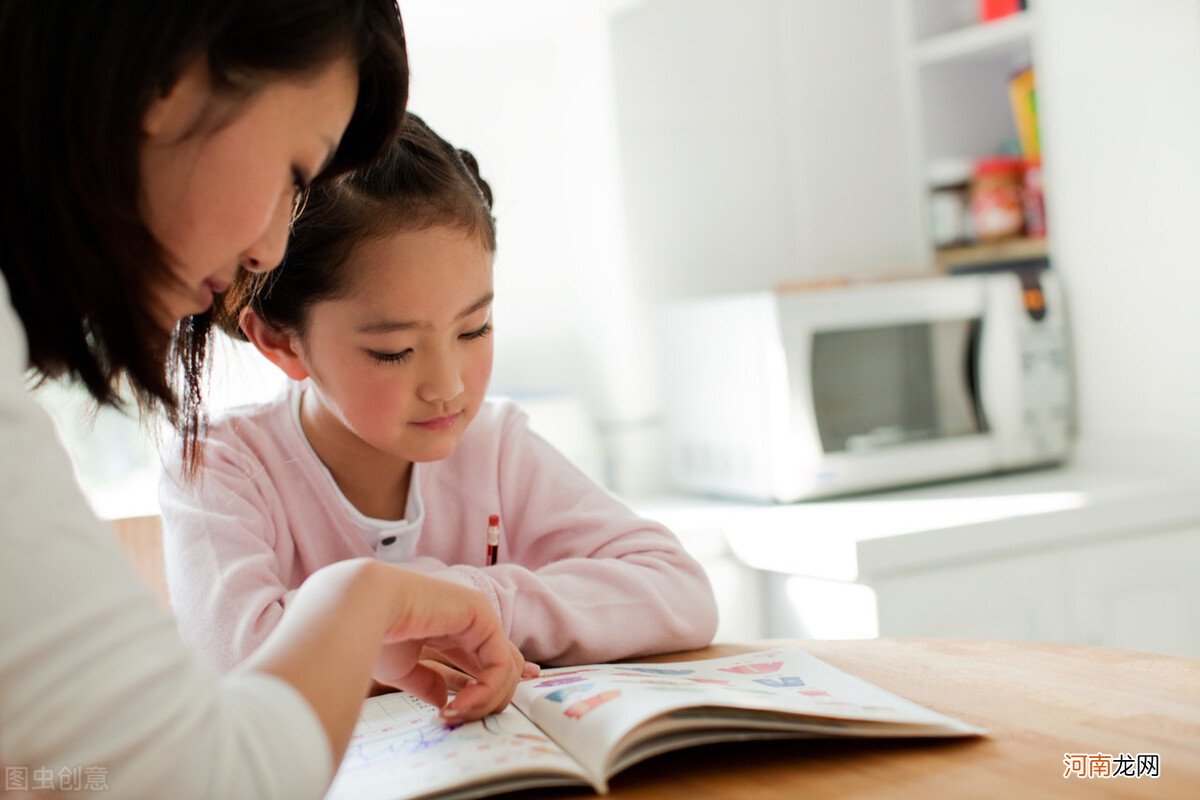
[967,319,989,433]
[974,287,1026,445]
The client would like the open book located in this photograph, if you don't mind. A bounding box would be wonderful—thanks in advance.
[325,645,984,800]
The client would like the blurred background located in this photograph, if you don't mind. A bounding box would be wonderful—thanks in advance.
[40,0,1200,654]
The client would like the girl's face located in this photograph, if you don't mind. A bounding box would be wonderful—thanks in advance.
[295,226,495,467]
[139,56,359,329]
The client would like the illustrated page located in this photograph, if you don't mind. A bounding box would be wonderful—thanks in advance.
[325,692,588,800]
[513,646,983,779]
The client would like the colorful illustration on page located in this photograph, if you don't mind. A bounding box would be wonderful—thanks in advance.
[564,690,620,719]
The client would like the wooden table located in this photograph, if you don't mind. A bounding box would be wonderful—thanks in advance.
[513,638,1200,799]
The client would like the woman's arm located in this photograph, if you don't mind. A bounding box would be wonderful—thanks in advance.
[245,559,522,761]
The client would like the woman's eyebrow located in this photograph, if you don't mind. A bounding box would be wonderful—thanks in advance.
[356,292,494,334]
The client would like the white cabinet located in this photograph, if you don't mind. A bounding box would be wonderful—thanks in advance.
[871,526,1200,658]
[1067,527,1200,657]
[873,552,1069,642]
[897,0,1046,262]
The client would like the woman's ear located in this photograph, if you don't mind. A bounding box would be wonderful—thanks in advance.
[142,57,212,140]
[239,306,311,381]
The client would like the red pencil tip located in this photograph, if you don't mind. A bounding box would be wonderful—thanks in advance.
[489,514,500,526]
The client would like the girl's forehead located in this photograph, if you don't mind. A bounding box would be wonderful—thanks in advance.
[350,226,493,280]
[334,229,494,328]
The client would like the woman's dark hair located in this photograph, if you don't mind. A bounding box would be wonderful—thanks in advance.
[215,112,496,342]
[0,0,408,441]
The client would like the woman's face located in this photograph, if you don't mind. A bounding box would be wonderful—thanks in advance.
[139,56,359,329]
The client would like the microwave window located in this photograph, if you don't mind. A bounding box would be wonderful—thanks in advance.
[810,319,984,453]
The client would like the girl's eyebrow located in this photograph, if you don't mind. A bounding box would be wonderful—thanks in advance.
[458,291,494,320]
[356,292,494,334]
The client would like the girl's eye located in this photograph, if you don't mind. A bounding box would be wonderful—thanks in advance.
[368,349,413,364]
[460,322,493,341]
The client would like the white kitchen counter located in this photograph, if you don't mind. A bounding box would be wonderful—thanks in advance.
[632,438,1200,584]
[633,438,1195,582]
[628,439,1200,652]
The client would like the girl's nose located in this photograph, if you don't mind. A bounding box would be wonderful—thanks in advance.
[417,352,465,403]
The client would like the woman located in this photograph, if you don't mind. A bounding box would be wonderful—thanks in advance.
[0,3,523,798]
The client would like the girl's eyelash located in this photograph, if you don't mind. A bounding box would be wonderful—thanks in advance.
[368,324,490,364]
[460,322,493,341]
[368,349,413,364]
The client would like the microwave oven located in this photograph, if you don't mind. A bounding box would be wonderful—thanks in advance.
[659,270,1073,501]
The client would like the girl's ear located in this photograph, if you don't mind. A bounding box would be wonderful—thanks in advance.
[238,306,311,381]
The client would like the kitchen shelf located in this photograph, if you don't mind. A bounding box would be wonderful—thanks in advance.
[914,11,1034,67]
[935,237,1048,270]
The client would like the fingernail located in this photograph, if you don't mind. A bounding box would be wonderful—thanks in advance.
[442,708,460,718]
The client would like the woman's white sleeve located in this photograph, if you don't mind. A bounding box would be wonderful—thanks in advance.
[0,285,332,799]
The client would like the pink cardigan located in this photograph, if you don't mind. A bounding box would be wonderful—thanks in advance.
[159,384,717,669]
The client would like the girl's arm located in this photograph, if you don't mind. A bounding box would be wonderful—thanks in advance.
[158,433,342,672]
[403,402,720,665]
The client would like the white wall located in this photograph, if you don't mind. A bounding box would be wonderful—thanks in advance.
[1036,0,1200,448]
[401,0,661,489]
[610,0,924,306]
[401,1,924,493]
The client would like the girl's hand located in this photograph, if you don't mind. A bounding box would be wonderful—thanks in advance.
[372,568,527,720]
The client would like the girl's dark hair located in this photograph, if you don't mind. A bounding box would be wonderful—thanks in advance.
[0,0,408,437]
[215,112,496,341]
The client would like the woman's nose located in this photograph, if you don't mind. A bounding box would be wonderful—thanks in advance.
[239,194,293,273]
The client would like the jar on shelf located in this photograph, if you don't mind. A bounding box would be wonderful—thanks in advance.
[1022,157,1046,238]
[969,155,1025,242]
[927,157,973,249]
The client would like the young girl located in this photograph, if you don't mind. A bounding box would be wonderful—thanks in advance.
[159,114,718,675]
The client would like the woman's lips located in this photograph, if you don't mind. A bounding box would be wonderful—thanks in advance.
[413,412,460,431]
[197,278,231,313]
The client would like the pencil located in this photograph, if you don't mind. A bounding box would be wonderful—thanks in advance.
[486,514,500,566]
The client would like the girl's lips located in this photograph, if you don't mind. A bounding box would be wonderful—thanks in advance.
[413,412,460,431]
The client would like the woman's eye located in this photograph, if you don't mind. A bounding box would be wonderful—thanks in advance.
[290,169,311,224]
[368,349,413,364]
[460,322,493,341]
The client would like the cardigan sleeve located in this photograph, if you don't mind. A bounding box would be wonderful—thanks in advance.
[158,433,301,673]
[408,404,719,666]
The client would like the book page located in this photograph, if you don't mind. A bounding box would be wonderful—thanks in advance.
[324,692,591,800]
[512,646,982,784]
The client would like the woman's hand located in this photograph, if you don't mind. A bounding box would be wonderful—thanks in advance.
[368,567,529,720]
[245,558,525,763]
[373,643,539,707]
